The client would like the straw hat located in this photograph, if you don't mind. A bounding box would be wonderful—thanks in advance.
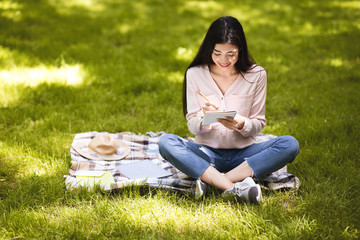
[73,134,130,160]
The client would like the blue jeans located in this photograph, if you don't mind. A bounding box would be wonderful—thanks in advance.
[158,134,299,179]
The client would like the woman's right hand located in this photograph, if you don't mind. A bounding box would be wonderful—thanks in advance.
[202,102,219,113]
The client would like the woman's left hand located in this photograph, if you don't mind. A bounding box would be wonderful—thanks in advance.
[217,115,245,130]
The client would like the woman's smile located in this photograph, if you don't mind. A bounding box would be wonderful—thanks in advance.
[219,62,231,68]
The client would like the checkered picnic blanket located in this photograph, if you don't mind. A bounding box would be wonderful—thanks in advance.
[65,132,300,196]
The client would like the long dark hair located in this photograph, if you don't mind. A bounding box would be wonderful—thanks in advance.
[182,16,256,117]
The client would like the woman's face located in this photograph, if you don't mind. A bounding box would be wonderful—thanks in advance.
[211,43,239,72]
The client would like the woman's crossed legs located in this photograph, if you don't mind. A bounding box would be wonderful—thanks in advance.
[158,134,299,191]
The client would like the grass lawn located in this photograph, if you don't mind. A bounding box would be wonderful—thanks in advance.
[1,0,359,239]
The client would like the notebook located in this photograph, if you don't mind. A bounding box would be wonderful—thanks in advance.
[202,111,237,125]
[116,160,173,179]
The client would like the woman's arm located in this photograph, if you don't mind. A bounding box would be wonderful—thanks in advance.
[236,69,267,137]
[185,69,212,135]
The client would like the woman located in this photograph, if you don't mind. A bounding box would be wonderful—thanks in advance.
[159,16,299,203]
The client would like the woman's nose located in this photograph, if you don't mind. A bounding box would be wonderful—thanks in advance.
[220,55,229,62]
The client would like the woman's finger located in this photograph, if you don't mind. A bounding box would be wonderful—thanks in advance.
[218,118,236,130]
[205,102,219,110]
[202,103,218,112]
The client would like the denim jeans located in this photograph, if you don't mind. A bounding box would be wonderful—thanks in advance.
[158,134,299,179]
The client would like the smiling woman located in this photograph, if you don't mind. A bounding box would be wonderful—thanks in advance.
[158,16,300,204]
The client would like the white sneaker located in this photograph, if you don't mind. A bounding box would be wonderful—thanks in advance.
[223,177,262,204]
[195,179,209,199]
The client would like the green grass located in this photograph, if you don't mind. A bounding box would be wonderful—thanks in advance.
[0,0,359,239]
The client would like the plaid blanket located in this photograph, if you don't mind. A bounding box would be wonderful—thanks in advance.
[65,132,300,196]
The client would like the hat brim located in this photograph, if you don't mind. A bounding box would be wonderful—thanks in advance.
[72,139,130,161]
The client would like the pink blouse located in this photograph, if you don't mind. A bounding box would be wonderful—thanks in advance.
[186,65,267,149]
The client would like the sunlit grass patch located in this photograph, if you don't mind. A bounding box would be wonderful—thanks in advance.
[0,64,84,87]
[0,189,319,239]
[48,0,106,13]
[0,0,22,21]
[178,1,224,18]
[175,47,194,62]
[328,57,345,67]
[0,46,35,68]
[0,64,85,106]
[332,0,360,9]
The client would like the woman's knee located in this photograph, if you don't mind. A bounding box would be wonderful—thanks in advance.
[281,135,299,159]
[158,133,179,151]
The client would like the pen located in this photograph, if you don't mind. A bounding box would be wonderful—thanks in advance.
[198,91,210,102]
[198,91,219,110]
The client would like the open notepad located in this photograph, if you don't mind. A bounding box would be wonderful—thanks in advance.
[202,111,236,125]
[116,160,173,179]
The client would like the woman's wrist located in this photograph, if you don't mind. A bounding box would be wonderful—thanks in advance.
[234,115,245,130]
[236,121,245,130]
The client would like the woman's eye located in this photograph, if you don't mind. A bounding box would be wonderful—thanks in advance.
[228,54,235,57]
[213,53,221,56]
